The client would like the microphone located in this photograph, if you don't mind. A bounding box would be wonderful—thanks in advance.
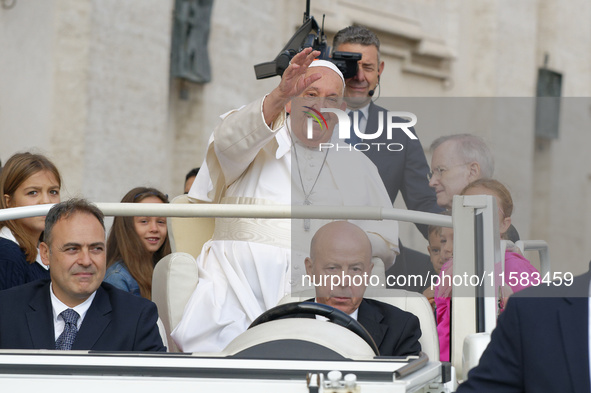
[368,76,380,97]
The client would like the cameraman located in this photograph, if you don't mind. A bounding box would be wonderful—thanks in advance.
[333,26,441,234]
[333,26,442,293]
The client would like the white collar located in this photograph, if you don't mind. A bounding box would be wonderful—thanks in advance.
[0,226,16,242]
[50,282,96,328]
[349,306,360,320]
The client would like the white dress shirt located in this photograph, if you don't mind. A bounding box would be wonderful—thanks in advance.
[50,283,96,340]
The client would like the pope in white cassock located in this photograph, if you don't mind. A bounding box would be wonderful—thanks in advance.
[172,48,399,352]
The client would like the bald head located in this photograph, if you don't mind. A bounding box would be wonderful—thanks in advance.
[305,221,373,315]
[309,221,372,261]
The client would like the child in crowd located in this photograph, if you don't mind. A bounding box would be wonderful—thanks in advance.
[0,152,61,290]
[435,179,539,362]
[184,167,200,194]
[462,179,539,293]
[423,224,443,308]
[103,187,171,299]
[427,225,444,275]
[434,225,454,361]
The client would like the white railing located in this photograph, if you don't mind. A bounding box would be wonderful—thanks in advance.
[0,203,453,227]
[1,197,546,383]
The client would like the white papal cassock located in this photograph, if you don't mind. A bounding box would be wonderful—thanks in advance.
[171,95,399,352]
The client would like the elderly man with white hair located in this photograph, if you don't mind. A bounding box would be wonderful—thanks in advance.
[172,48,399,353]
[428,134,495,210]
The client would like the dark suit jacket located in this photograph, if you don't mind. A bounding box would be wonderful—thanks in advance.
[0,280,165,352]
[303,298,422,357]
[386,240,436,293]
[363,102,442,238]
[457,268,591,393]
[0,238,50,291]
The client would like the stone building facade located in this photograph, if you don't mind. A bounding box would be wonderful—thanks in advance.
[1,0,590,274]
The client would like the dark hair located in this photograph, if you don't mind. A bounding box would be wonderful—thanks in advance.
[106,187,171,299]
[1,152,62,263]
[44,198,104,247]
[185,167,200,182]
[332,25,381,61]
[505,224,520,242]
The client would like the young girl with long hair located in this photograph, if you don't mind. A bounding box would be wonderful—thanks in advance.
[435,179,538,361]
[0,152,61,290]
[103,187,171,299]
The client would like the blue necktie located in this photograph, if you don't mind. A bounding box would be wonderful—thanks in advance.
[55,309,79,350]
[346,110,363,145]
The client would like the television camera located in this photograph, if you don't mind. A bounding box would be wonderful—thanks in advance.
[253,1,361,80]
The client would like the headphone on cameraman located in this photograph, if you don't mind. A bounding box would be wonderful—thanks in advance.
[368,75,380,98]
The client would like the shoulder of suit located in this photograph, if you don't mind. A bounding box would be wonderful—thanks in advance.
[511,269,590,300]
[362,298,418,321]
[368,101,385,111]
[99,282,156,309]
[0,279,49,302]
[0,237,27,259]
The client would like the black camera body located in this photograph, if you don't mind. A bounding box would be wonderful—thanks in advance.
[254,13,361,80]
[330,51,362,79]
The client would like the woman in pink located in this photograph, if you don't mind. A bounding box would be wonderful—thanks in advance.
[435,178,539,361]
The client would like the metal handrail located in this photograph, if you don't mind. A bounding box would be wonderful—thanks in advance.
[515,240,551,275]
[0,203,453,227]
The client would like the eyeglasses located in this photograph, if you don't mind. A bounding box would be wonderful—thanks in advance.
[427,162,470,181]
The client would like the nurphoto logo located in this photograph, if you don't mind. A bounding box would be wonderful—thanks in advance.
[305,108,418,152]
[303,106,328,131]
